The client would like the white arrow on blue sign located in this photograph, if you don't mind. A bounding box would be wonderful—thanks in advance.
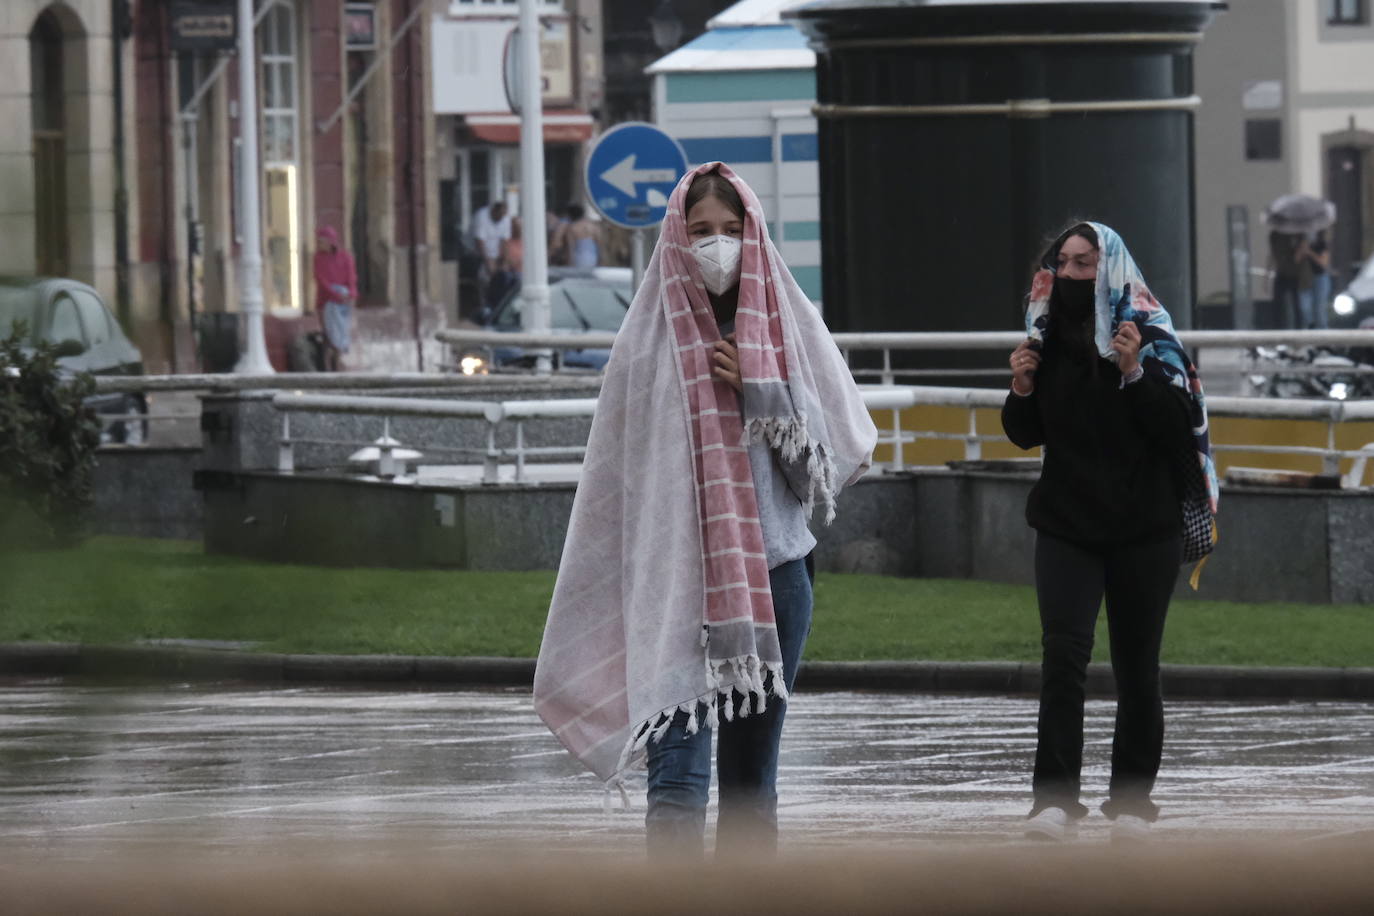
[584,122,689,230]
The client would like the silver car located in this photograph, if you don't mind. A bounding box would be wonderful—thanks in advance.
[0,276,148,444]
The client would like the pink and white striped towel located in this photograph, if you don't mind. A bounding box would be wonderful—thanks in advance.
[533,163,876,784]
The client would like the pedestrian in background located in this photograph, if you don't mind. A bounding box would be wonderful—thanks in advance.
[547,206,570,266]
[534,163,875,860]
[1297,229,1332,329]
[473,200,513,311]
[1002,221,1218,844]
[1268,229,1304,329]
[505,217,525,276]
[313,226,356,371]
[551,203,601,267]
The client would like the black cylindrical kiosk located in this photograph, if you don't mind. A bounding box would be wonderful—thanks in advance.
[786,0,1225,347]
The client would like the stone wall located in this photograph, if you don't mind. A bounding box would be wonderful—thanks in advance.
[90,446,203,541]
[91,388,1374,604]
[196,466,1374,605]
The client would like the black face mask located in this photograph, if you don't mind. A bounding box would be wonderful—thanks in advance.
[1052,277,1096,325]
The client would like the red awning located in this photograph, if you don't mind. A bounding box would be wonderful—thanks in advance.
[464,109,595,145]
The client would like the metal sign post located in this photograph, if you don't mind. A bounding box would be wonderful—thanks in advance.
[631,231,646,294]
[1227,204,1252,330]
[515,0,550,374]
[233,0,273,375]
[584,122,687,295]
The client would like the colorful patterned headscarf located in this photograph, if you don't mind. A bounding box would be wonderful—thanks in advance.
[1024,221,1219,528]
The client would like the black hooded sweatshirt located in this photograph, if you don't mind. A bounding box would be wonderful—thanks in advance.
[1000,331,1193,549]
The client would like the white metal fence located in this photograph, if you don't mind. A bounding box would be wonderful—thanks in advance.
[268,386,1374,490]
[84,330,1374,483]
[86,372,599,445]
[864,385,1374,487]
[273,392,598,484]
[436,328,1374,385]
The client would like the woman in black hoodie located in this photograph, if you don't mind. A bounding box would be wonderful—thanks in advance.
[1002,221,1217,845]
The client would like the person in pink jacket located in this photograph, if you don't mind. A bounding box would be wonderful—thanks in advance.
[313,226,357,371]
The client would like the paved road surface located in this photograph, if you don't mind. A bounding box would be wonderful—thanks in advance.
[1,682,1370,863]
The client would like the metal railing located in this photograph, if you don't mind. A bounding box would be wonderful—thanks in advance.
[86,328,1374,397]
[267,386,1374,490]
[865,386,1374,486]
[74,330,1374,461]
[91,371,603,394]
[1206,396,1374,484]
[861,385,1009,466]
[273,392,598,484]
[437,327,1374,385]
[86,371,601,445]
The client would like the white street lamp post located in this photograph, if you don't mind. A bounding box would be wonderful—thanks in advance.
[517,0,551,374]
[234,0,274,374]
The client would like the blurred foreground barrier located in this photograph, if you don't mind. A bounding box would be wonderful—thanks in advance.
[5,843,1374,915]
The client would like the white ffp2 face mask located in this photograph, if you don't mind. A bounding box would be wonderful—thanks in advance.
[690,235,743,296]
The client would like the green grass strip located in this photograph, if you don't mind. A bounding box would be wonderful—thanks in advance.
[1,538,1370,668]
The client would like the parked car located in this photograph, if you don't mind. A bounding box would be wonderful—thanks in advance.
[460,266,633,373]
[1330,254,1374,367]
[0,276,148,444]
[1332,254,1374,324]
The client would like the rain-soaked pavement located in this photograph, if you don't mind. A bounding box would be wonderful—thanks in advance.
[1,681,1371,862]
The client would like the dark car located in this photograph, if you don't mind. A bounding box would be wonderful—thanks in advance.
[1332,254,1374,327]
[1331,254,1374,366]
[0,277,148,444]
[463,266,633,372]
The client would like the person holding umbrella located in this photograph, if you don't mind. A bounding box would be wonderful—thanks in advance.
[1265,194,1337,329]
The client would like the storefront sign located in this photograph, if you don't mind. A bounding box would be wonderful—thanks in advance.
[169,1,236,53]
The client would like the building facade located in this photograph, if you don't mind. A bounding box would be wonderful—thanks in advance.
[4,0,127,339]
[602,0,734,126]
[651,0,1374,327]
[10,0,1370,360]
[145,0,442,371]
[648,0,820,302]
[431,0,603,318]
[5,0,441,373]
[1195,0,1374,320]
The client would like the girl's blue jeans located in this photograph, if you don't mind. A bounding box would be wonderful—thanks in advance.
[644,555,813,858]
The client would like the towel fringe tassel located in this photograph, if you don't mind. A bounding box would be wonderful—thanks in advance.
[607,651,791,807]
[742,415,840,525]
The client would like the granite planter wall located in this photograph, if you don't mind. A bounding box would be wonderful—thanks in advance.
[198,467,1374,605]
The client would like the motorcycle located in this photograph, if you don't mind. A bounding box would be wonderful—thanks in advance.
[1245,343,1374,400]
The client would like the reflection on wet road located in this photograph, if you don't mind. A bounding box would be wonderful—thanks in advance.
[1,683,1371,861]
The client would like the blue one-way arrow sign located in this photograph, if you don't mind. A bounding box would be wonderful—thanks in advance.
[584,122,688,229]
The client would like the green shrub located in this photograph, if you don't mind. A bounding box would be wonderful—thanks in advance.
[0,323,101,546]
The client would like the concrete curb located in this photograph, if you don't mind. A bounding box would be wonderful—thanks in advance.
[3,644,1373,700]
[0,644,536,687]
[797,661,1374,700]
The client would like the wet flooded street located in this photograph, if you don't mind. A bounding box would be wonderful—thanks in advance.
[2,682,1371,862]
